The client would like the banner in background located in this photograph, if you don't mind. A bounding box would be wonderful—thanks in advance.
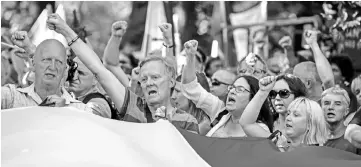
[229,2,267,61]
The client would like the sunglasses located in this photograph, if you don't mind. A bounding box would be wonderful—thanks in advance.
[228,85,250,93]
[269,89,293,99]
[356,89,360,95]
[211,79,230,86]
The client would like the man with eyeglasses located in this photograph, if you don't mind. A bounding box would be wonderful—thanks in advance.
[67,57,113,118]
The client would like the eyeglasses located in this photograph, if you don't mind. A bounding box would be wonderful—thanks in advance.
[269,89,293,99]
[356,89,360,95]
[211,79,230,86]
[228,85,250,93]
[238,68,266,76]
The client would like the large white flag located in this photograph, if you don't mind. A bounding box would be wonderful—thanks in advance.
[29,4,67,47]
[229,2,267,61]
[2,107,210,167]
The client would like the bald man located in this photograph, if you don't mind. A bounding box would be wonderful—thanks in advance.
[293,62,324,102]
[293,30,335,102]
[210,69,236,101]
[2,38,89,110]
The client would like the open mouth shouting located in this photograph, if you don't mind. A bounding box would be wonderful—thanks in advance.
[326,112,336,119]
[285,123,292,128]
[227,96,236,105]
[148,89,158,96]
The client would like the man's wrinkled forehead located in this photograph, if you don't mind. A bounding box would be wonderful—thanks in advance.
[34,40,66,60]
[140,59,166,75]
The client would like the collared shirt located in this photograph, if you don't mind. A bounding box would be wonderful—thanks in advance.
[120,88,199,134]
[181,78,225,123]
[1,83,90,112]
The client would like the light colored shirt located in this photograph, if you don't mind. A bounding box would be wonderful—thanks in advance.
[181,78,224,122]
[206,113,270,138]
[1,83,90,112]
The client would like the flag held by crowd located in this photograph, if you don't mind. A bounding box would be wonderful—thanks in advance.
[2,107,360,167]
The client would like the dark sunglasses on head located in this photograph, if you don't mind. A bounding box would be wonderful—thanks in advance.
[211,79,230,86]
[269,89,293,99]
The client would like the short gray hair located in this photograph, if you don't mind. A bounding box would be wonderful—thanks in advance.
[139,52,176,80]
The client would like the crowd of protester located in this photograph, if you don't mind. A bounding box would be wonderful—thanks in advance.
[1,12,361,155]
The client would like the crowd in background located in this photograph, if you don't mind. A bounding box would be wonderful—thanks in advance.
[1,2,361,155]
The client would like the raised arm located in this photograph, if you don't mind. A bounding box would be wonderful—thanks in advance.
[103,21,130,87]
[11,31,36,67]
[304,30,335,89]
[181,40,224,122]
[159,23,175,58]
[239,76,277,138]
[279,35,298,68]
[182,40,197,84]
[46,14,125,110]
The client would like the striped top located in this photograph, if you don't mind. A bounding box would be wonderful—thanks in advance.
[120,88,199,133]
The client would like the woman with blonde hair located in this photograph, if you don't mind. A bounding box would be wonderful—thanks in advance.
[240,76,329,152]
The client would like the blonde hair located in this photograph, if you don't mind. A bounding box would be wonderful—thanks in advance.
[288,97,329,145]
[321,85,350,106]
[351,75,361,96]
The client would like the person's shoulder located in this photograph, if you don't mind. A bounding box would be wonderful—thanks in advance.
[172,108,199,133]
[173,108,198,123]
[2,84,20,91]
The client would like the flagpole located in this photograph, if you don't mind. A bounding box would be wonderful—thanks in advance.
[219,1,229,67]
[141,2,152,59]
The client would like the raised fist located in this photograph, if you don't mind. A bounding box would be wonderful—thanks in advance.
[11,31,36,59]
[303,30,319,46]
[278,35,292,49]
[111,21,127,38]
[46,13,69,36]
[158,23,172,44]
[184,40,198,57]
[11,31,31,49]
[259,76,277,92]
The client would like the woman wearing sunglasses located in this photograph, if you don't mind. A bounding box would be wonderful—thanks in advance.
[240,74,306,134]
[240,76,329,152]
[206,75,274,138]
